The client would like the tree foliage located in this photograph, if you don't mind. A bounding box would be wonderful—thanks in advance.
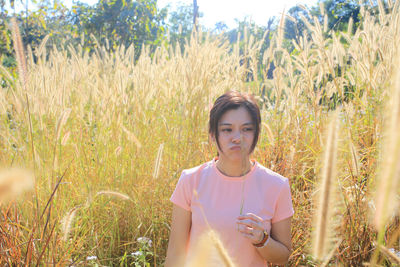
[0,0,369,66]
[71,0,167,53]
[167,2,193,50]
[285,0,361,43]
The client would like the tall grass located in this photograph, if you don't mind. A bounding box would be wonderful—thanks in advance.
[0,2,399,265]
[312,111,339,261]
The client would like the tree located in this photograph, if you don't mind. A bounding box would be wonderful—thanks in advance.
[0,9,14,70]
[285,0,360,42]
[193,0,198,31]
[71,0,167,55]
[225,17,275,81]
[323,0,360,32]
[21,0,73,50]
[284,5,309,43]
[167,2,195,52]
[214,21,227,33]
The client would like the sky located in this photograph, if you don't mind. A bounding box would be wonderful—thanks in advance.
[157,0,319,29]
[7,0,319,29]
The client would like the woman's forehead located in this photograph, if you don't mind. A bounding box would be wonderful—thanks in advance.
[219,107,253,124]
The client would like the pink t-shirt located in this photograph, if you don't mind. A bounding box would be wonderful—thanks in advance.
[170,157,294,266]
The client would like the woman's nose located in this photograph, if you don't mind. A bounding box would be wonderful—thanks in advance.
[232,132,242,143]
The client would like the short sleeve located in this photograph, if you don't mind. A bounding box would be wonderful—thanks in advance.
[170,170,193,211]
[272,178,294,223]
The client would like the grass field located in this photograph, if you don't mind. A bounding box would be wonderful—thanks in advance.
[0,1,400,266]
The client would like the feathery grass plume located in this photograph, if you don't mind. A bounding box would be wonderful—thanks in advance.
[393,0,400,12]
[276,9,286,50]
[299,14,314,35]
[0,168,35,203]
[11,17,28,87]
[319,2,325,15]
[186,229,236,267]
[323,14,328,33]
[61,206,80,241]
[285,14,296,23]
[114,146,122,156]
[312,111,339,261]
[319,2,329,33]
[239,134,248,216]
[320,238,342,267]
[56,109,72,143]
[61,131,71,146]
[11,17,36,168]
[297,4,307,10]
[185,230,212,267]
[37,34,50,62]
[121,126,142,149]
[377,0,386,25]
[34,148,41,169]
[95,190,131,201]
[153,143,164,179]
[50,108,71,189]
[373,47,400,231]
[192,190,236,267]
[347,17,353,34]
[262,122,275,146]
[26,44,34,67]
[374,243,400,265]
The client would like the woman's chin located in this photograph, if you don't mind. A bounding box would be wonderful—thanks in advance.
[228,153,249,161]
[219,151,250,161]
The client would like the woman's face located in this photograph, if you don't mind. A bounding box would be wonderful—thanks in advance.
[212,106,255,162]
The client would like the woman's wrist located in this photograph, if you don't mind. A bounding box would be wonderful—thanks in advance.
[256,233,271,249]
[253,231,269,247]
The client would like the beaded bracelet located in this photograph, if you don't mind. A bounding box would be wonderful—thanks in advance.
[253,230,269,247]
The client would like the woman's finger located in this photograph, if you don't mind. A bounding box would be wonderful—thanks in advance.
[237,212,263,222]
[237,225,263,242]
[238,224,253,234]
[236,219,264,231]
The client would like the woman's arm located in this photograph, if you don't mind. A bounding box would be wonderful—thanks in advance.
[164,204,192,267]
[255,217,292,265]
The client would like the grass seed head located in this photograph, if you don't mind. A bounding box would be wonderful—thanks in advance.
[95,190,131,201]
[373,46,400,230]
[61,206,80,241]
[186,230,236,267]
[312,111,339,260]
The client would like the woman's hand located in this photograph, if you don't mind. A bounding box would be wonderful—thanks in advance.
[236,213,266,244]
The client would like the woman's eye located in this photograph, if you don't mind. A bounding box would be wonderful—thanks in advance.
[221,129,232,132]
[243,128,254,132]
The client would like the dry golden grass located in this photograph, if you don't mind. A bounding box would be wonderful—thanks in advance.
[312,111,339,261]
[0,2,399,266]
[373,47,400,231]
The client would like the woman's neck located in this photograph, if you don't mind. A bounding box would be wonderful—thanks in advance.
[216,157,253,177]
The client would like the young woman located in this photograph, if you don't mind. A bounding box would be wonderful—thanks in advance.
[165,91,294,266]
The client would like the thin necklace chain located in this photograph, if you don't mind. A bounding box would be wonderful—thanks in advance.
[216,159,254,177]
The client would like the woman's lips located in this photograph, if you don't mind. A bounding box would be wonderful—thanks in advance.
[230,146,241,150]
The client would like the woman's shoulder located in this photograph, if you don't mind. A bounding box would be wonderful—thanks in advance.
[254,162,290,186]
[180,160,213,179]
